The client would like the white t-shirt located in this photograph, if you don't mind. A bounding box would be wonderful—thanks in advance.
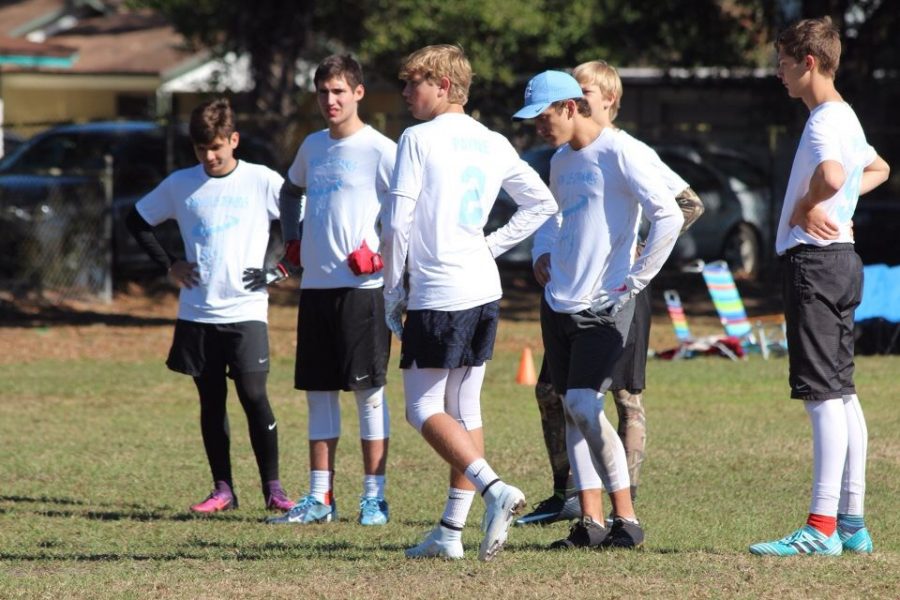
[384,113,557,311]
[136,161,282,323]
[533,128,684,314]
[287,125,396,289]
[776,101,877,255]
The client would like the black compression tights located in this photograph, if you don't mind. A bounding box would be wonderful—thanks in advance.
[193,370,280,490]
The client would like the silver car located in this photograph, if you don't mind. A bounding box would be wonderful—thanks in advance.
[486,143,774,279]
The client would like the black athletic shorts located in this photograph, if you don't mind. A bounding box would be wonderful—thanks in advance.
[400,301,500,369]
[540,295,635,395]
[166,319,270,378]
[295,287,390,391]
[610,282,651,392]
[782,243,862,401]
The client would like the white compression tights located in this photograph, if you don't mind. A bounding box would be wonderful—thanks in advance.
[563,387,629,493]
[403,365,485,432]
[805,394,867,516]
[307,387,390,441]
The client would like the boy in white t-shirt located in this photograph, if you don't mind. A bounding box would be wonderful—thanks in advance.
[264,55,396,528]
[749,16,889,557]
[126,98,292,513]
[515,70,683,549]
[382,44,557,561]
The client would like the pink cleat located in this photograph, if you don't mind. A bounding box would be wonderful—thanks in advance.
[190,481,237,513]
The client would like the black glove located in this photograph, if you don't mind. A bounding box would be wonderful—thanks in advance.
[242,262,290,291]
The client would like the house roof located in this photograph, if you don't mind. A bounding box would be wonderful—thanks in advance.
[0,0,199,76]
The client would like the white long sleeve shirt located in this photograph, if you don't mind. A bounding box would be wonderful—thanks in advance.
[533,128,683,314]
[383,113,557,311]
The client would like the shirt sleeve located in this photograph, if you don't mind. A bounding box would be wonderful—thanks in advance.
[382,130,422,299]
[619,142,684,293]
[135,175,175,226]
[486,141,557,258]
[808,111,844,167]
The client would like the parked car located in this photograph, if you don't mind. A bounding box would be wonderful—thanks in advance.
[2,131,24,158]
[0,120,283,283]
[485,143,775,279]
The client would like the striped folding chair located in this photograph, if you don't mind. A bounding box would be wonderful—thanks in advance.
[700,260,787,359]
[661,288,741,360]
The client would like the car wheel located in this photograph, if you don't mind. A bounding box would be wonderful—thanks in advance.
[721,223,760,280]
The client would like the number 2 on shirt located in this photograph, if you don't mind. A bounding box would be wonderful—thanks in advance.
[459,166,485,226]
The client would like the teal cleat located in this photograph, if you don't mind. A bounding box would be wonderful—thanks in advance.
[267,494,337,524]
[358,496,389,526]
[749,525,842,557]
[839,526,873,554]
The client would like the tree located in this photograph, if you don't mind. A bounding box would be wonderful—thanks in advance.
[130,0,365,148]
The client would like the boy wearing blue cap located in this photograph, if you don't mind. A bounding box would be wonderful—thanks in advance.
[515,70,683,549]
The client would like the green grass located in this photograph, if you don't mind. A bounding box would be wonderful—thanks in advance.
[1,320,899,599]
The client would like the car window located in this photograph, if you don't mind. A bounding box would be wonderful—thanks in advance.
[111,132,168,196]
[659,154,719,196]
[8,133,81,172]
[702,153,768,191]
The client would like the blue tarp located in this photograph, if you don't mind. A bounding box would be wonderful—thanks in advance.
[856,264,900,322]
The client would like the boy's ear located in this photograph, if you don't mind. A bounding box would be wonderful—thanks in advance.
[603,93,617,110]
[804,54,816,72]
[438,75,452,96]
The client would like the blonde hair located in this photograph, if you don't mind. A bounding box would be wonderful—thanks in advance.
[399,44,472,106]
[776,16,841,78]
[573,60,623,121]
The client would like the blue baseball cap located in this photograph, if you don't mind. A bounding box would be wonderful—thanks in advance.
[513,70,583,120]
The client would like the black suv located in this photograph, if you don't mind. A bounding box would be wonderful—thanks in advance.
[0,120,281,283]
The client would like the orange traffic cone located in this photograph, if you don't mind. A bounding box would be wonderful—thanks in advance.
[516,347,537,385]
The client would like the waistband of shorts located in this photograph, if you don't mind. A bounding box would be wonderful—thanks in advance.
[784,243,855,256]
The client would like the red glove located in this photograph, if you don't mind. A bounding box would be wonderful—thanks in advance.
[347,240,384,276]
[284,239,301,268]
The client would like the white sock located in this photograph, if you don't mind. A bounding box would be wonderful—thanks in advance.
[464,458,500,495]
[310,470,331,504]
[839,394,868,515]
[805,399,847,516]
[441,487,475,529]
[363,474,385,498]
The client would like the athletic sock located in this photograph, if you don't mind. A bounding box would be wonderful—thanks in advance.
[363,474,385,498]
[807,513,837,536]
[837,513,865,534]
[441,487,475,529]
[464,458,500,495]
[310,470,332,504]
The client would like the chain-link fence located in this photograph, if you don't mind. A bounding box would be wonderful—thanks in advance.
[0,162,113,303]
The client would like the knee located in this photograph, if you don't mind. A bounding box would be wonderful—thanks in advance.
[406,397,443,433]
[564,388,602,427]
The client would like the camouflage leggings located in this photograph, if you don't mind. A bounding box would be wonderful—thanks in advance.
[535,383,646,498]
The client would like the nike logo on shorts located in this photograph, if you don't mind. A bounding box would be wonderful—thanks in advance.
[258,357,269,364]
[268,422,277,431]
[354,374,369,381]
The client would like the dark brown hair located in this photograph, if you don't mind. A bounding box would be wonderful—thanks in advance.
[776,16,841,78]
[314,54,364,90]
[189,98,236,145]
[550,97,592,118]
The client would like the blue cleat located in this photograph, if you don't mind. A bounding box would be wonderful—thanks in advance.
[749,525,842,556]
[358,496,389,526]
[267,494,337,524]
[839,526,873,554]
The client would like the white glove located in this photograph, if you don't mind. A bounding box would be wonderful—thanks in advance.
[591,285,635,317]
[385,289,407,340]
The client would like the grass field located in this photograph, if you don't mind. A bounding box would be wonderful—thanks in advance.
[1,299,899,599]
